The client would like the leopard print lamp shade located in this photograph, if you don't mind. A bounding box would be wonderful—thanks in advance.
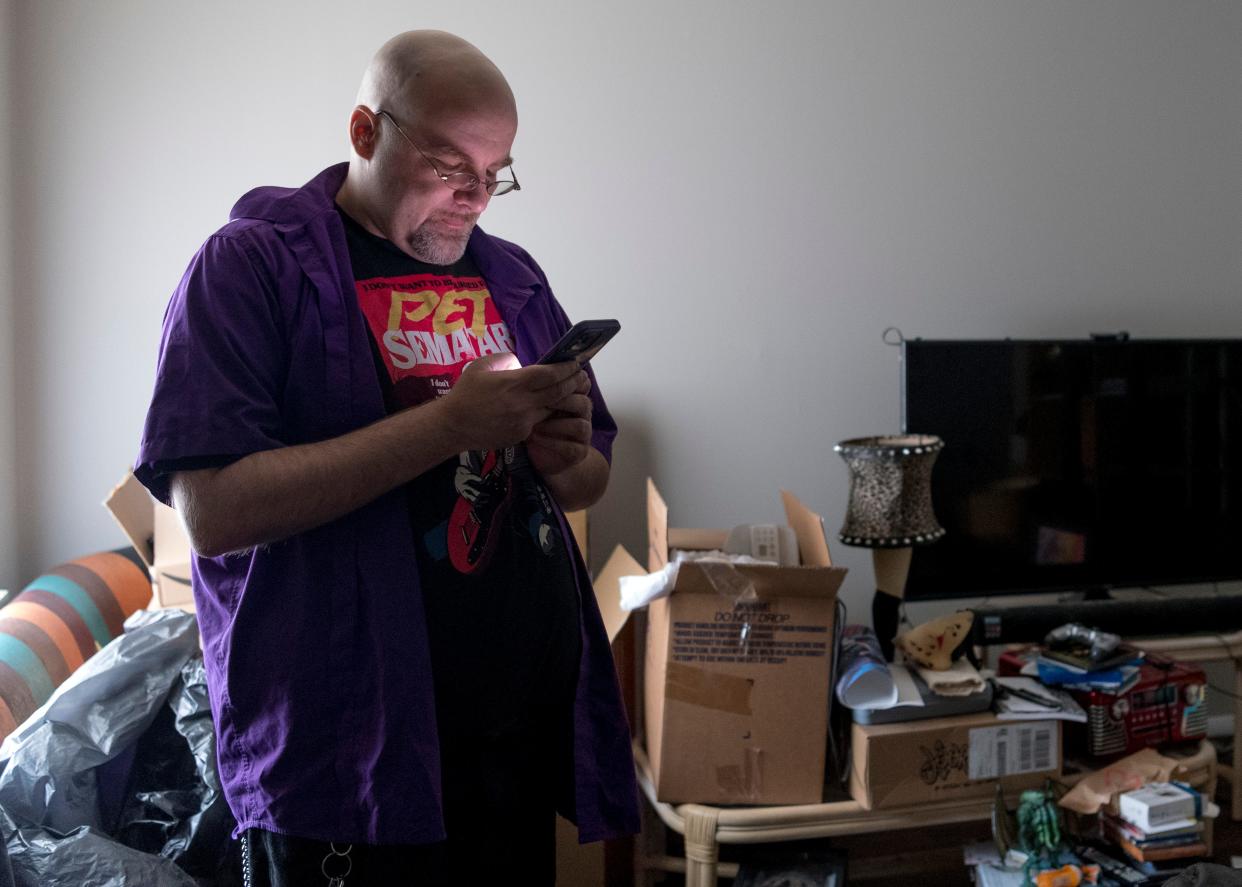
[835,435,945,547]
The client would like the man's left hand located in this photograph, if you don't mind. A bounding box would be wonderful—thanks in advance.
[526,391,593,477]
[525,369,609,512]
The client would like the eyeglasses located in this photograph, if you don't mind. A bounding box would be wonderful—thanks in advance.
[374,109,521,197]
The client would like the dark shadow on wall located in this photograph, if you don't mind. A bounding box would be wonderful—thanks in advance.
[588,408,654,576]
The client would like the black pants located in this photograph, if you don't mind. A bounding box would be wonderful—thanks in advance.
[242,727,565,887]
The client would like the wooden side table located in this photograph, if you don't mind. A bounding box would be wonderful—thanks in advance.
[634,739,1218,886]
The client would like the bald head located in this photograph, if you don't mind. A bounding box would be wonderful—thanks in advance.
[357,30,516,126]
[337,31,520,264]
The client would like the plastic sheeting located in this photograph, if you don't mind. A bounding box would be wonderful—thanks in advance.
[0,607,236,886]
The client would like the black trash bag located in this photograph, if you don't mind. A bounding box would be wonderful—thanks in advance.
[0,814,196,887]
[109,657,238,882]
[0,608,239,886]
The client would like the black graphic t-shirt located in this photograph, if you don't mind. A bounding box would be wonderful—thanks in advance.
[338,208,581,742]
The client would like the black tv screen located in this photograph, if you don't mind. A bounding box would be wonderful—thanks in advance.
[901,338,1242,600]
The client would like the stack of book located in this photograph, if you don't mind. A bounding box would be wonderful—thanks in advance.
[1035,644,1144,693]
[1102,782,1209,864]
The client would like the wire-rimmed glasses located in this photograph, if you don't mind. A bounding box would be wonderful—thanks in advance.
[375,109,520,197]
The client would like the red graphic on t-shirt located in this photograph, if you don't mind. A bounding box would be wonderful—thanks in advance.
[447,449,512,573]
[355,273,514,409]
[355,271,529,575]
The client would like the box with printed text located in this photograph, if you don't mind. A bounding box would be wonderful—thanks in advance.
[627,478,847,805]
[849,712,1062,810]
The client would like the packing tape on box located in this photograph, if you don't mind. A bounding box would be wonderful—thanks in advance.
[666,661,754,715]
[695,561,758,603]
[696,561,759,657]
[715,746,765,801]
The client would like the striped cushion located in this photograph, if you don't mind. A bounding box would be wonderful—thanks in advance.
[0,549,152,737]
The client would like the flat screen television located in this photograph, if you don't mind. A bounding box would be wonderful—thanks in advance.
[901,337,1242,601]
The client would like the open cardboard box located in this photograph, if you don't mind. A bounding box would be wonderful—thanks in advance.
[104,471,192,612]
[103,468,595,620]
[598,478,846,806]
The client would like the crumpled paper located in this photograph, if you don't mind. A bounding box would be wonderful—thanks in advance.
[1058,747,1183,815]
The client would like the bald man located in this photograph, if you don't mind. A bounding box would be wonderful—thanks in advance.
[135,31,639,886]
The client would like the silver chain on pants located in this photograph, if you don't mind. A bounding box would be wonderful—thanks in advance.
[240,832,353,886]
[321,842,354,886]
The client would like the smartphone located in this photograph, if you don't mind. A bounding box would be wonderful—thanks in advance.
[537,319,620,365]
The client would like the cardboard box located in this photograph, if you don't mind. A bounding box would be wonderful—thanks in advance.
[104,471,191,611]
[103,467,594,618]
[849,713,1062,810]
[620,478,846,806]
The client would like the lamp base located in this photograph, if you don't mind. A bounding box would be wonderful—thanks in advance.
[872,589,902,662]
[870,547,912,661]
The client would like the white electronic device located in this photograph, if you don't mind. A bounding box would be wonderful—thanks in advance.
[723,524,800,566]
[1118,782,1200,832]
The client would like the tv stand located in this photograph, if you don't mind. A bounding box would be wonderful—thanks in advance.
[1058,586,1114,603]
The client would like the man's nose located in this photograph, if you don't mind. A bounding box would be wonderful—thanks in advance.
[454,186,490,214]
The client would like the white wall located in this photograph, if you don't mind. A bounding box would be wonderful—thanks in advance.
[0,0,17,593]
[5,0,1242,626]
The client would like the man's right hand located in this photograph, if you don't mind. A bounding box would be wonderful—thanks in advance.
[438,354,587,453]
[170,354,588,558]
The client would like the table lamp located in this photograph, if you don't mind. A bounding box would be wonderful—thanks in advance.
[835,435,945,661]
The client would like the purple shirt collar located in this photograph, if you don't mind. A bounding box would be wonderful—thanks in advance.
[229,162,540,321]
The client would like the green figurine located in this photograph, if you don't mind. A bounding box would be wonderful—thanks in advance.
[993,784,1081,887]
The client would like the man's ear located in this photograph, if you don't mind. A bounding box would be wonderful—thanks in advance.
[348,105,379,159]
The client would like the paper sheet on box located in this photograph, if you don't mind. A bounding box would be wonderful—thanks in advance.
[889,664,924,707]
[993,676,1087,723]
[968,721,1058,780]
[974,864,1027,887]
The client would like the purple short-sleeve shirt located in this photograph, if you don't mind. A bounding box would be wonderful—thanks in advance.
[134,163,639,845]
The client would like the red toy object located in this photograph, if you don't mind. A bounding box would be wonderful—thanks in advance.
[995,648,1208,758]
[996,646,1040,677]
[1072,657,1208,757]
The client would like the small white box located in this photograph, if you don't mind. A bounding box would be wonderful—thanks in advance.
[1118,782,1198,833]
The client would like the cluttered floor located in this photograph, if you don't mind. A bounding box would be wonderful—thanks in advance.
[650,738,1238,884]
